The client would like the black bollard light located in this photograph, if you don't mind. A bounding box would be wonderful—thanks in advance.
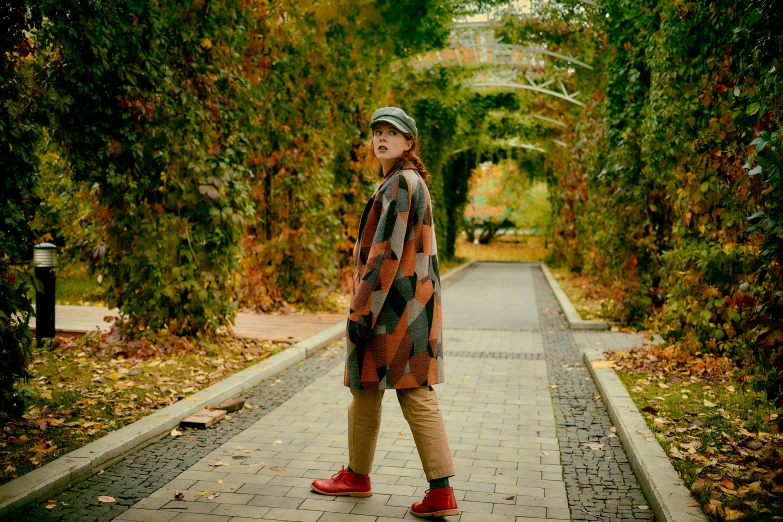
[34,243,57,344]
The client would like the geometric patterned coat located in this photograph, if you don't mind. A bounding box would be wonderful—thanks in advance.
[344,161,444,390]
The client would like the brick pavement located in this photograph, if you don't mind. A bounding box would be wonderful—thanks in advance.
[14,262,657,521]
[533,271,653,521]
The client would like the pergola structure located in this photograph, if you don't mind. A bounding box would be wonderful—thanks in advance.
[416,7,593,154]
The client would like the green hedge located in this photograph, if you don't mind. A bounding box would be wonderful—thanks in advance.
[1,1,42,415]
[539,0,783,401]
[39,0,256,336]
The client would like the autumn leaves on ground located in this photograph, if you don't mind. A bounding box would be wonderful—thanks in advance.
[0,333,285,486]
[608,348,783,520]
[538,262,783,519]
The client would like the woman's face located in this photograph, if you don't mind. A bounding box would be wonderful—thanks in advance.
[373,123,413,163]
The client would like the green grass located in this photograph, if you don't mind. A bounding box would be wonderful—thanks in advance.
[27,262,104,305]
[440,257,468,274]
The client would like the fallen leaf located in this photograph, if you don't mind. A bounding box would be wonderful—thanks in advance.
[689,500,699,507]
[584,442,605,451]
[641,406,658,415]
[541,450,549,456]
[690,479,708,493]
[636,430,655,442]
[724,507,744,521]
[194,490,209,498]
[209,461,230,467]
[97,496,116,503]
[744,440,762,450]
[45,504,56,509]
[270,466,286,472]
[33,441,57,454]
[703,399,717,408]
[216,479,223,484]
[207,492,220,500]
[504,496,515,500]
[248,462,265,467]
[720,476,735,490]
[592,360,616,369]
[170,429,182,438]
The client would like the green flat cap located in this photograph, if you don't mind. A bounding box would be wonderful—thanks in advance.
[370,107,418,139]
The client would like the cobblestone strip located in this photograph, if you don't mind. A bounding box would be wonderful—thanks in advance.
[533,269,655,522]
[447,351,545,360]
[11,343,346,522]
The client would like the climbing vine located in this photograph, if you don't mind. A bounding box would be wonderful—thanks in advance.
[1,1,42,415]
[520,1,782,400]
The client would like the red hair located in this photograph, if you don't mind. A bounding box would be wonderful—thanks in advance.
[365,133,430,180]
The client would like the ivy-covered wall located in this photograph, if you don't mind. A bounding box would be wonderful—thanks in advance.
[541,0,783,400]
[1,1,42,414]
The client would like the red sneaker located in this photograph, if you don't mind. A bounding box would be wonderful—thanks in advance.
[410,487,460,518]
[310,466,372,497]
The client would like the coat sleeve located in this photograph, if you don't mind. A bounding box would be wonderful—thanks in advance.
[348,172,415,331]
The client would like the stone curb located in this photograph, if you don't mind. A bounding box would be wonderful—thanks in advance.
[0,258,476,519]
[583,348,706,522]
[539,262,611,330]
[0,323,344,520]
[442,258,478,287]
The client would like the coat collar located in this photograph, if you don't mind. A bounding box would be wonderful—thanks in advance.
[379,159,416,185]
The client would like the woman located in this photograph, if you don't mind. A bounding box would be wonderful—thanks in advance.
[310,107,459,518]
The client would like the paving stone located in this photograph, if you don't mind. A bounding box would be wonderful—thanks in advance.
[113,509,179,521]
[296,499,353,513]
[460,513,514,522]
[514,518,569,522]
[533,269,654,521]
[196,493,254,505]
[349,502,408,518]
[246,496,303,510]
[332,494,391,505]
[10,342,345,522]
[170,514,229,522]
[317,514,377,522]
[9,264,656,522]
[260,507,321,522]
[235,485,292,497]
[209,504,270,519]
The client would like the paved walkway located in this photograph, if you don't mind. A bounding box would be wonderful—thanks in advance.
[30,305,344,342]
[17,263,655,522]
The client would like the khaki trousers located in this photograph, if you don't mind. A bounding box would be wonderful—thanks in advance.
[347,386,454,481]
